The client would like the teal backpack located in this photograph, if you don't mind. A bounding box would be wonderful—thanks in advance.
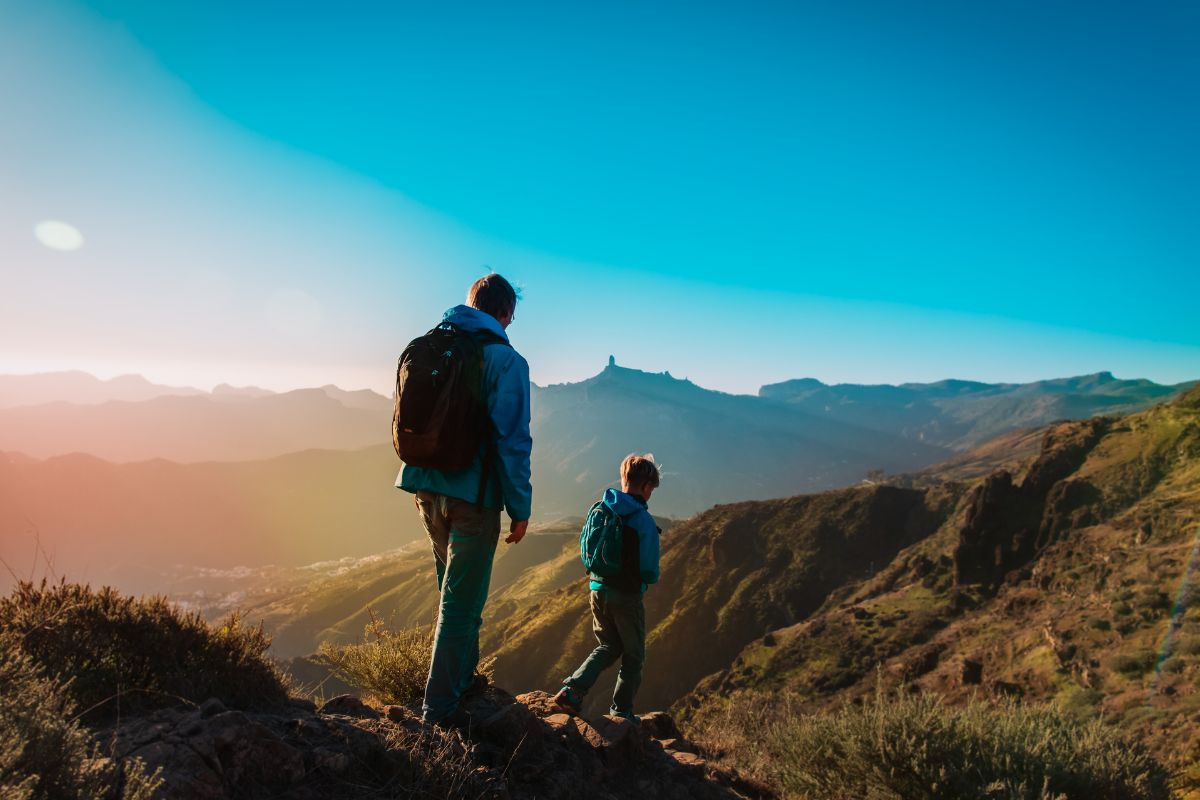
[579,501,627,576]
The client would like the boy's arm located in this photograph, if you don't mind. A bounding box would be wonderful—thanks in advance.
[637,514,660,585]
[486,347,533,524]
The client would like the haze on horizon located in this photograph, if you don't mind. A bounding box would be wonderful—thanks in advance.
[2,1,1197,395]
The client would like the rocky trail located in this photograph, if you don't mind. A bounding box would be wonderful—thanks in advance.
[98,684,770,800]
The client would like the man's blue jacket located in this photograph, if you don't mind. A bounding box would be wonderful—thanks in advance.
[395,305,533,521]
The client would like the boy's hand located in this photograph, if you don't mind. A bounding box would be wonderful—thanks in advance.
[505,519,529,544]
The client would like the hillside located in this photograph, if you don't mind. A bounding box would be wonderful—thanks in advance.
[178,521,591,658]
[678,385,1200,776]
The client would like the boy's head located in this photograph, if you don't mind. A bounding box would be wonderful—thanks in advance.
[620,453,661,501]
[467,273,520,329]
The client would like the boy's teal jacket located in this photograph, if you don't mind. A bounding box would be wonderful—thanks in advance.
[589,488,660,593]
[395,305,533,521]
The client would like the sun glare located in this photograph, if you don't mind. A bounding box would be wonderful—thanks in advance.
[33,220,85,251]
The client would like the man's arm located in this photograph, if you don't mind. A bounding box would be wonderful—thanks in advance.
[485,347,533,538]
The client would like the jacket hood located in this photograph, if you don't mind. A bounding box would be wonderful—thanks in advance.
[603,487,648,516]
[443,305,509,342]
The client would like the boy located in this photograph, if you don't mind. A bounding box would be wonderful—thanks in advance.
[554,454,661,722]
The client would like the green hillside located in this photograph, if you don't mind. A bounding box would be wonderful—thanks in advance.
[679,385,1200,790]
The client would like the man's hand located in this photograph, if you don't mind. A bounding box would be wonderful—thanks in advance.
[505,519,529,544]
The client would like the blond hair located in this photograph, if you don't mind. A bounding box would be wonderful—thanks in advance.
[620,453,661,490]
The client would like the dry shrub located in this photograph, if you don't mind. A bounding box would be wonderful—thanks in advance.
[0,632,162,799]
[0,580,288,722]
[318,613,437,705]
[690,683,1170,800]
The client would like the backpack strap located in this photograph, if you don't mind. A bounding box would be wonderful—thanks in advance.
[462,326,511,509]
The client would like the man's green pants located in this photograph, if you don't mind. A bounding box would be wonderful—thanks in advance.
[415,491,500,723]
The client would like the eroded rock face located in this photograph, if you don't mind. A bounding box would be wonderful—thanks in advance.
[98,690,771,800]
[953,418,1109,592]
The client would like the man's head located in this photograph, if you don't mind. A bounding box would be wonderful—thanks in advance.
[467,273,520,329]
[620,453,661,502]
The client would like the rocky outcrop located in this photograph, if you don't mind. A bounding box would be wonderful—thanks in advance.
[97,687,770,800]
[953,418,1108,591]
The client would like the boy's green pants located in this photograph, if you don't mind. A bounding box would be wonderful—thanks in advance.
[415,491,500,723]
[563,586,646,714]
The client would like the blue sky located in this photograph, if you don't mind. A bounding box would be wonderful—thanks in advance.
[1,1,1197,393]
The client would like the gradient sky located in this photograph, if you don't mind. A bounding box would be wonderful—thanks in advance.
[1,0,1197,394]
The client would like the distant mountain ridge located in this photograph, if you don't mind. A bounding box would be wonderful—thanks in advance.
[0,370,206,409]
[528,363,1193,517]
[0,365,1193,594]
[759,370,1194,450]
[529,363,948,518]
[0,384,392,462]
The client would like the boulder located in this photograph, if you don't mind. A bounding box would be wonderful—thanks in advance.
[515,690,560,718]
[639,711,680,741]
[669,750,708,776]
[319,694,378,719]
[479,702,539,749]
[660,737,699,755]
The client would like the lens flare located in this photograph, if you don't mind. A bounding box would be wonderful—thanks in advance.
[1150,525,1200,692]
[33,220,85,251]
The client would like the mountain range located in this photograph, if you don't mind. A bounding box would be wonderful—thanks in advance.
[0,365,1192,595]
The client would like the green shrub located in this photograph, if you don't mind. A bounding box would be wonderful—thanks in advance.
[1110,650,1157,677]
[691,683,1170,800]
[0,633,161,799]
[1114,603,1134,617]
[1090,618,1112,632]
[0,581,287,721]
[318,614,437,705]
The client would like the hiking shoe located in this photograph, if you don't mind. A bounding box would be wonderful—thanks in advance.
[430,705,477,735]
[463,672,490,699]
[611,709,641,725]
[553,686,583,715]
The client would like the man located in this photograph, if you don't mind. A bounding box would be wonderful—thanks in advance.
[396,273,532,725]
